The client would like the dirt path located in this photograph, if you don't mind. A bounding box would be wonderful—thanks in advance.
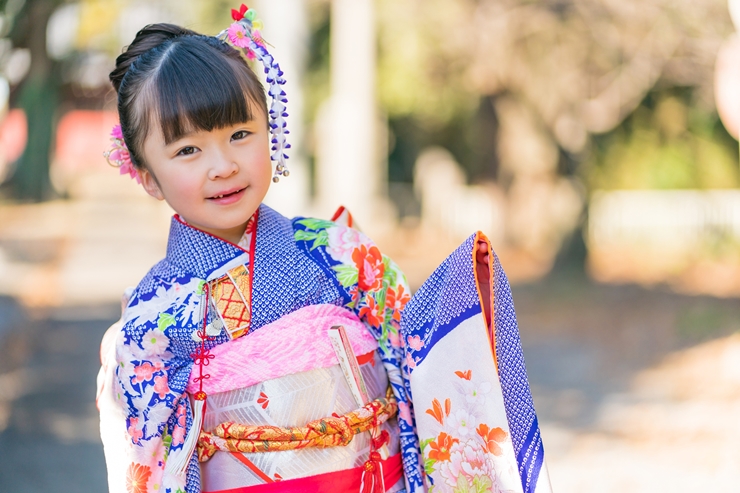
[514,276,740,492]
[0,300,115,492]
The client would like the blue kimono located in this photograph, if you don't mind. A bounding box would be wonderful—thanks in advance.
[97,204,550,493]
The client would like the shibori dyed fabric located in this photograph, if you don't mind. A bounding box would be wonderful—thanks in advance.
[399,233,552,493]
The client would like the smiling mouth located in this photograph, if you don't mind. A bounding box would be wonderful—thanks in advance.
[209,187,245,199]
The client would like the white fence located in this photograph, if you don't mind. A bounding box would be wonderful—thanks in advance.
[588,190,740,249]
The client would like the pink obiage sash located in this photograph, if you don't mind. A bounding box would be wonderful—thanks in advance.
[203,453,403,493]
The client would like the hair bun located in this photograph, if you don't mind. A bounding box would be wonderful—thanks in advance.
[109,23,197,92]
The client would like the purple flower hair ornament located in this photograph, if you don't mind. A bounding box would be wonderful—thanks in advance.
[219,4,290,183]
[104,124,140,184]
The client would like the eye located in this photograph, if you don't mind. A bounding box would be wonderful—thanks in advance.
[176,146,197,156]
[231,130,251,141]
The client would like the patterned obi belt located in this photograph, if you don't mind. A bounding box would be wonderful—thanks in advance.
[185,304,403,493]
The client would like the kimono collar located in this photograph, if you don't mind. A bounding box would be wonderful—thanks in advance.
[165,205,271,280]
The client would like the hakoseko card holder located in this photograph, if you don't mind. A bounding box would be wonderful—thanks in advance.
[209,264,252,340]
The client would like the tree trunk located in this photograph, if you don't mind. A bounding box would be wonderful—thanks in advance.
[6,0,61,202]
[11,73,59,201]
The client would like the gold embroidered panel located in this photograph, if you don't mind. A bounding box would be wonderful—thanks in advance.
[210,264,252,339]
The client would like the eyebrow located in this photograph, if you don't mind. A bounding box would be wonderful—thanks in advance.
[172,131,193,140]
[164,127,198,146]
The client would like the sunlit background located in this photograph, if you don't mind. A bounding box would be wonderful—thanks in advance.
[1,0,740,491]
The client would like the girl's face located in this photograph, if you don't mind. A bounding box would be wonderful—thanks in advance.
[139,106,271,245]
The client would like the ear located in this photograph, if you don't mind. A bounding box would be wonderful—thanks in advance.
[139,168,164,201]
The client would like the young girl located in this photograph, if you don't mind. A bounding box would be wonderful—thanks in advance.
[97,6,551,493]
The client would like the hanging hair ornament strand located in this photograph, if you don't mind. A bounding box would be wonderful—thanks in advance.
[220,4,290,183]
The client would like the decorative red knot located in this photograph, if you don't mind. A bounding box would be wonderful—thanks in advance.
[364,461,375,472]
[192,349,215,367]
[194,391,207,401]
[191,373,211,385]
[371,430,389,450]
[194,281,215,396]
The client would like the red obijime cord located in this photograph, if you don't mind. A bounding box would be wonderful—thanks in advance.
[173,283,214,476]
[193,282,214,401]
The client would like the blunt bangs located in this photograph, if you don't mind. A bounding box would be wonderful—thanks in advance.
[149,37,265,145]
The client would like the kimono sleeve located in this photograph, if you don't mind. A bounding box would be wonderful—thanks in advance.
[98,317,129,493]
[104,290,198,493]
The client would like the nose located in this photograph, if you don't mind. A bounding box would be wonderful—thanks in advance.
[208,151,238,180]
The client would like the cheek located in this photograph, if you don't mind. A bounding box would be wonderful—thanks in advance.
[252,138,273,175]
[159,169,202,204]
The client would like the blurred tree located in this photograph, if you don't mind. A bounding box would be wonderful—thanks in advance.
[335,0,740,268]
[373,0,736,188]
[2,0,63,202]
[590,89,739,190]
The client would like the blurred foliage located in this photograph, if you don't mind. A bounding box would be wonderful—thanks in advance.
[589,89,740,190]
[303,0,331,128]
[675,302,738,342]
[304,0,498,183]
[73,0,230,53]
[354,0,738,189]
[2,0,738,200]
[375,0,481,182]
[376,0,478,127]
[386,99,499,183]
[75,0,121,54]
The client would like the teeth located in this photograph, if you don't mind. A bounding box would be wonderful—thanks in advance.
[212,189,243,199]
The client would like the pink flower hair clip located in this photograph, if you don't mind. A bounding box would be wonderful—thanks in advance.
[226,7,266,61]
[103,124,140,184]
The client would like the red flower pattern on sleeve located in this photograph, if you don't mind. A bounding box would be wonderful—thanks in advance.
[352,244,385,292]
[386,284,410,322]
[359,295,383,328]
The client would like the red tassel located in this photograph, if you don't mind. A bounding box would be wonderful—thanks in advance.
[360,451,384,493]
[372,430,389,450]
[360,407,389,493]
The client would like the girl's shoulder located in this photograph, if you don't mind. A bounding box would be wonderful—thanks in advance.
[120,258,198,325]
[290,208,407,297]
[290,208,379,266]
[289,205,357,236]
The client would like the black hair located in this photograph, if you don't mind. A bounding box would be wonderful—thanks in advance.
[109,23,267,168]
